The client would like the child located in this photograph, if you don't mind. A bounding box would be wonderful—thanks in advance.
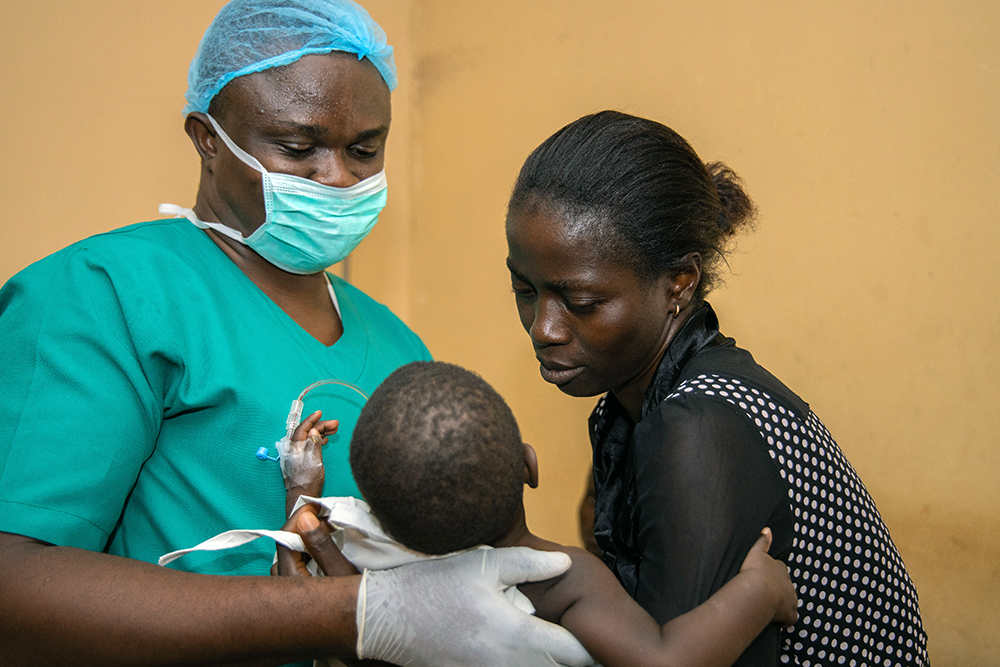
[286,361,797,667]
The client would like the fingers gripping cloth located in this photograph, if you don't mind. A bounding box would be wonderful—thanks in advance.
[158,496,472,574]
[184,0,397,115]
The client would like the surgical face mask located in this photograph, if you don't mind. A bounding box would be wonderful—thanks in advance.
[188,114,387,274]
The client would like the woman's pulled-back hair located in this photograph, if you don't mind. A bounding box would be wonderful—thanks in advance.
[507,110,756,299]
[350,361,525,555]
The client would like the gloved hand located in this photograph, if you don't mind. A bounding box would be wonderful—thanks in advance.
[357,547,595,667]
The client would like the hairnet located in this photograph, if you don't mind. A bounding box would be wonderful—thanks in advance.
[183,0,396,115]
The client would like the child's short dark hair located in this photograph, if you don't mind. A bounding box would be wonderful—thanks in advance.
[350,361,525,554]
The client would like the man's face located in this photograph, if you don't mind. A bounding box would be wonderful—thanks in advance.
[200,52,391,235]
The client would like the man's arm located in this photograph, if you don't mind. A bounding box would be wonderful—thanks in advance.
[1,531,594,667]
[0,531,360,667]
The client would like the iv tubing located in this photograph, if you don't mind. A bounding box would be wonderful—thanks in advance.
[285,379,370,437]
[298,379,370,402]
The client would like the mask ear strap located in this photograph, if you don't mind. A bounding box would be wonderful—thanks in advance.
[205,114,268,174]
[158,203,248,245]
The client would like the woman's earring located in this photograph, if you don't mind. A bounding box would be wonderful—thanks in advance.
[673,304,681,318]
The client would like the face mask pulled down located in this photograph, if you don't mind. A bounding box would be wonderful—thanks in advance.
[160,114,387,274]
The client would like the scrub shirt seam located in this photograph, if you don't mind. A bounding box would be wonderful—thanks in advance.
[180,221,344,363]
[0,498,109,537]
[85,244,165,427]
[2,251,70,487]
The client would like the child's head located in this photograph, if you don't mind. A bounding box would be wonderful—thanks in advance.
[350,361,527,554]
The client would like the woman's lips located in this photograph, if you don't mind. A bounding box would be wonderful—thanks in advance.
[538,363,584,386]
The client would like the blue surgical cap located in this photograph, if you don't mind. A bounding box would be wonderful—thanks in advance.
[183,0,397,115]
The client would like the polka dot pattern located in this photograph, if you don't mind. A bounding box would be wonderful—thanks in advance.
[669,374,929,666]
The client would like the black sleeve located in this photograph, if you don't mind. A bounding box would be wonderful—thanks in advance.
[631,394,794,666]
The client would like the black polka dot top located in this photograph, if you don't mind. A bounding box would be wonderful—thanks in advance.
[590,305,929,667]
[672,374,928,666]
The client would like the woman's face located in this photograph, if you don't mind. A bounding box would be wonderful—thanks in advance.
[506,204,676,401]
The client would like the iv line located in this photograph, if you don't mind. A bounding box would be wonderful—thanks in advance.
[285,379,370,438]
[256,378,369,462]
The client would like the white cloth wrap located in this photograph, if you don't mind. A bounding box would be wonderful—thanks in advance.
[158,495,536,614]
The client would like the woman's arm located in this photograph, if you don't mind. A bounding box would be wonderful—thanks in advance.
[520,531,795,667]
[630,396,794,664]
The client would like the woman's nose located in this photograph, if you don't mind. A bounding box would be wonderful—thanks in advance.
[530,298,570,346]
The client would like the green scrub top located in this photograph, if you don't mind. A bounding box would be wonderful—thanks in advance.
[0,219,431,575]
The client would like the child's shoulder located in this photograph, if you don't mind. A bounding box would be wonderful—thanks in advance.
[515,540,619,624]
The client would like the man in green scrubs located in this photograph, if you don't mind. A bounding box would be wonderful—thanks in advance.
[0,2,591,665]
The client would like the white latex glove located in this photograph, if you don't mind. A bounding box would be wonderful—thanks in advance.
[357,546,596,667]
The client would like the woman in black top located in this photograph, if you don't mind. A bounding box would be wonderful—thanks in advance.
[505,110,928,667]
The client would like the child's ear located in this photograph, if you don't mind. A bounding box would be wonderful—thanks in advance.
[522,442,539,489]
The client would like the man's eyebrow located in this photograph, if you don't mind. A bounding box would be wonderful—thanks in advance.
[268,121,326,136]
[352,127,390,142]
[269,122,389,141]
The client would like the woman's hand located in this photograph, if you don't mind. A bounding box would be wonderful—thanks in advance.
[739,528,798,626]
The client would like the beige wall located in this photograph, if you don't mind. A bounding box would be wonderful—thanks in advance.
[2,1,997,665]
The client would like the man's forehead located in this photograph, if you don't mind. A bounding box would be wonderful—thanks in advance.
[211,53,390,126]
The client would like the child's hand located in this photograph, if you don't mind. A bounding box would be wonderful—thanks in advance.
[284,410,338,515]
[291,409,339,446]
[739,528,798,627]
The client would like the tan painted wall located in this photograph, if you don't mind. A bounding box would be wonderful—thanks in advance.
[398,2,1000,664]
[0,0,415,303]
[2,1,997,664]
